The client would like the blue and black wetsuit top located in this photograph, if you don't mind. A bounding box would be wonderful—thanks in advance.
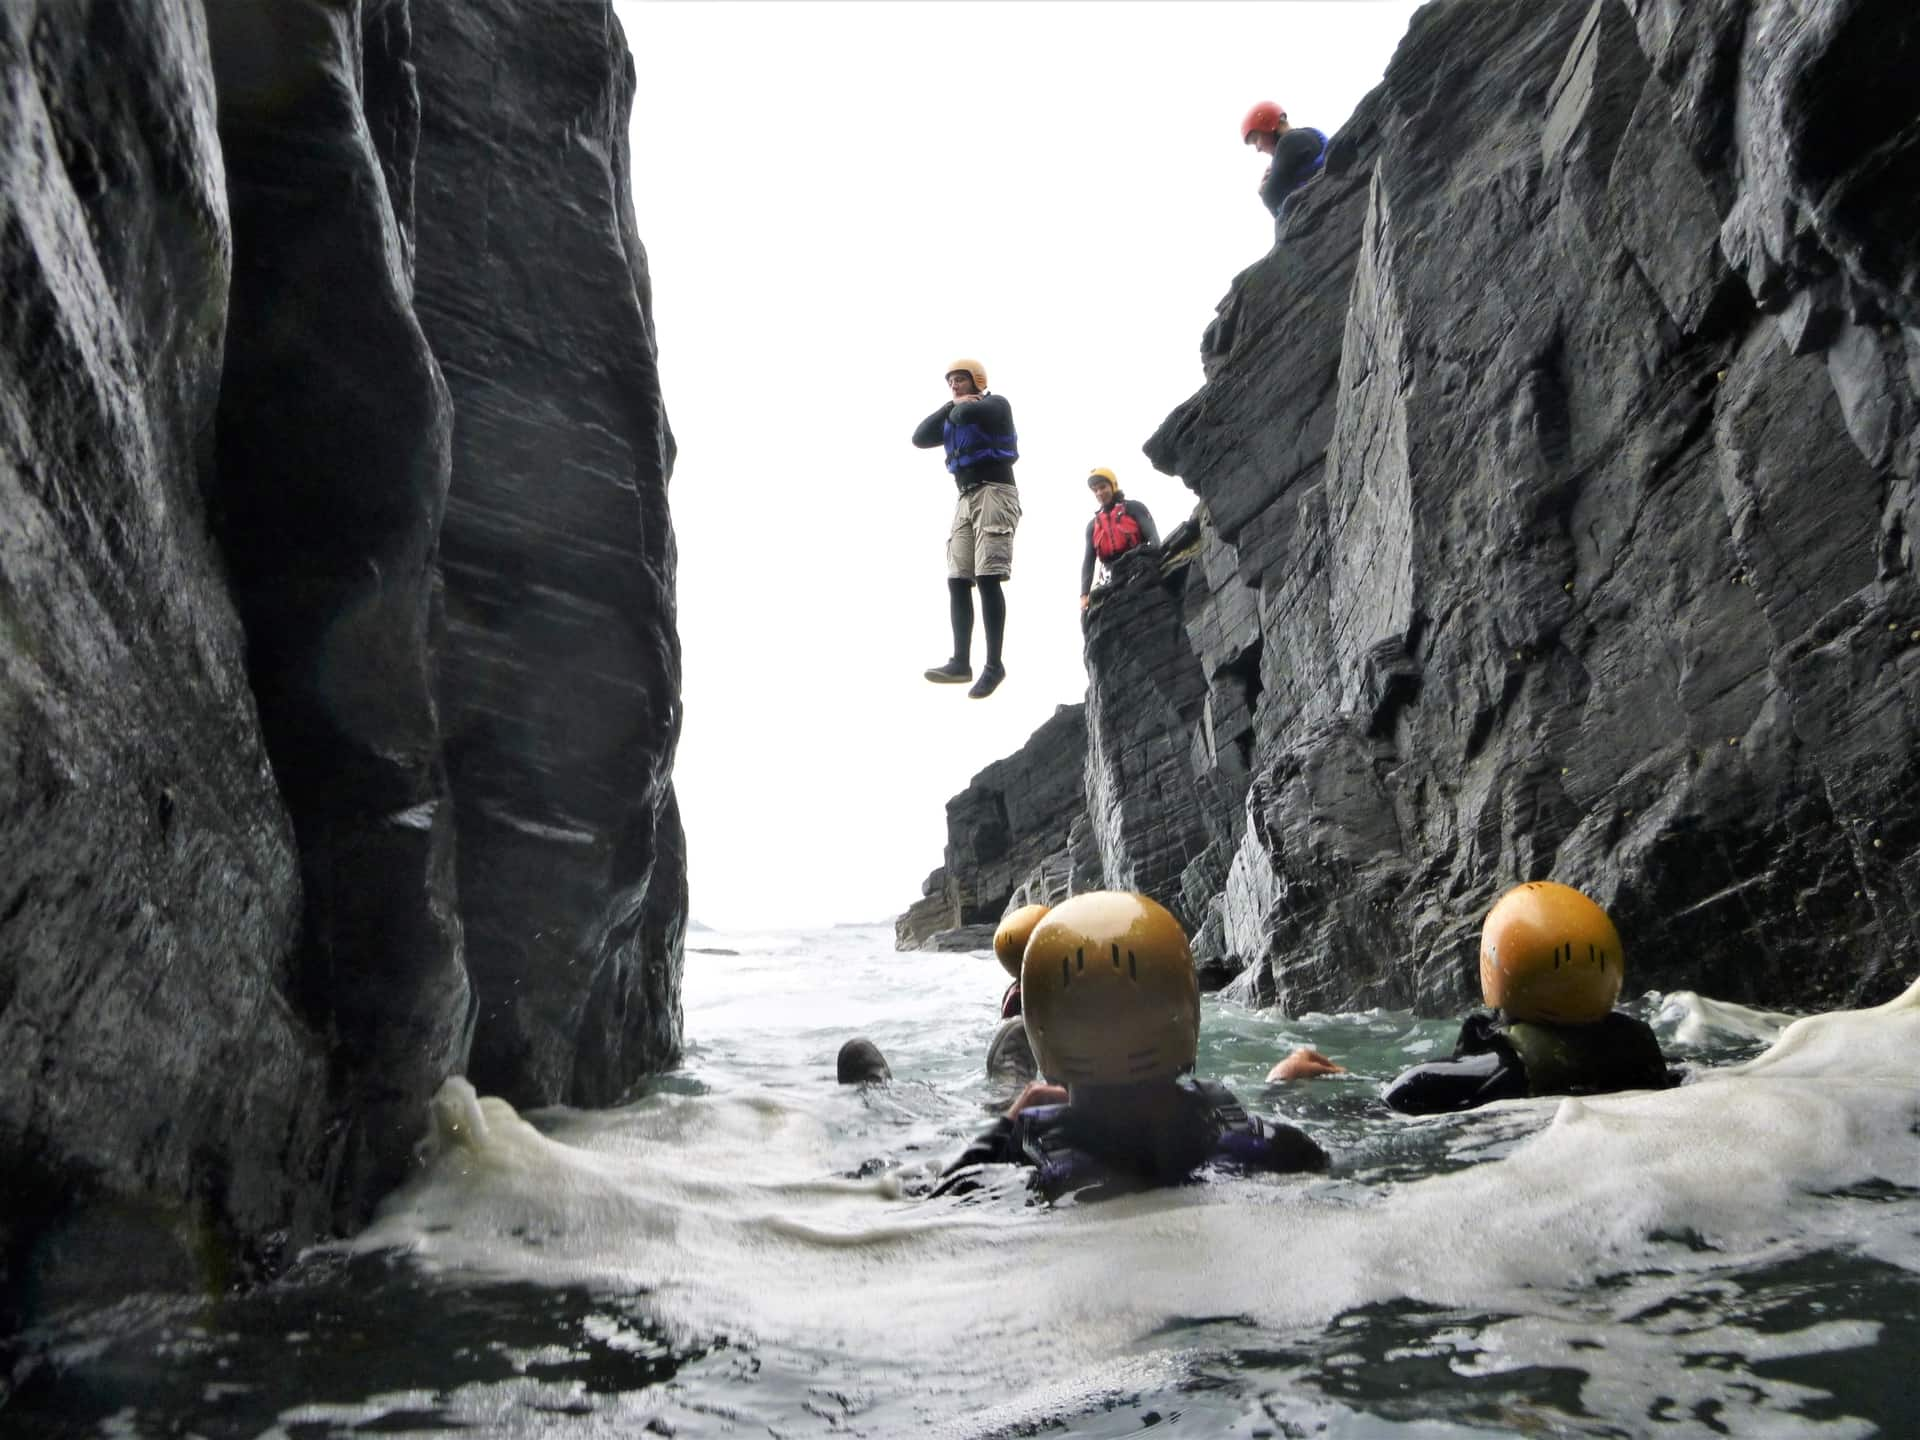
[912,394,1018,493]
[1259,126,1329,218]
[937,1076,1328,1200]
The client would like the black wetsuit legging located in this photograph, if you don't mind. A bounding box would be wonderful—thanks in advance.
[948,577,1005,670]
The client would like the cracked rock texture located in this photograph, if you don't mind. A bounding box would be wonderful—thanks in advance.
[907,0,1919,1018]
[412,0,684,1110]
[1,0,681,1325]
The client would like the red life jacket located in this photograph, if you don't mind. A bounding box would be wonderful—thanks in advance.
[1092,502,1144,562]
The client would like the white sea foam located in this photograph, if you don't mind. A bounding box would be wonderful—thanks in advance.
[343,959,1920,1434]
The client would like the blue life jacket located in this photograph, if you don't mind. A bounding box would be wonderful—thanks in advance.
[1302,128,1329,181]
[944,401,1019,474]
[1013,1079,1322,1196]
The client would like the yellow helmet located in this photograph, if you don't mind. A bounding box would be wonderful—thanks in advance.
[1088,467,1117,487]
[945,357,987,390]
[992,903,1050,979]
[1479,881,1624,1024]
[1019,891,1198,1085]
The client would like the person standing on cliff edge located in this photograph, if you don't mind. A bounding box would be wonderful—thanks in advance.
[913,358,1021,699]
[1080,467,1160,613]
[1242,100,1327,222]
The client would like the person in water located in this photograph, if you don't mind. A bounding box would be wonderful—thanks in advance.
[912,358,1020,699]
[938,891,1329,1198]
[1080,468,1160,612]
[1383,881,1676,1114]
[981,902,1048,1083]
[836,1037,892,1085]
[1241,100,1328,221]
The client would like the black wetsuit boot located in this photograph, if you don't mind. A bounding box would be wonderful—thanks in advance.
[971,578,1005,698]
[926,579,974,683]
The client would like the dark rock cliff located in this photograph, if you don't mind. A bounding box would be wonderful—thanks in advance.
[908,0,1920,1018]
[205,0,471,1222]
[0,0,681,1325]
[1,0,334,1313]
[411,0,684,1111]
[896,704,1095,952]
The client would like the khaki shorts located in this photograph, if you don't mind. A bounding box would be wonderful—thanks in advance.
[947,483,1021,580]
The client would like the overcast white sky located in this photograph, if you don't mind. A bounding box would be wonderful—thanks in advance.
[616,1,1423,930]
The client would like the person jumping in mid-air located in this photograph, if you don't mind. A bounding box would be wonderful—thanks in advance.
[912,358,1020,700]
[1241,100,1327,221]
[1080,467,1160,612]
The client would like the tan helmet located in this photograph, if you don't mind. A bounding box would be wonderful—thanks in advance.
[945,358,988,391]
[992,903,1050,979]
[1019,891,1198,1086]
[1479,881,1624,1024]
[1087,467,1117,488]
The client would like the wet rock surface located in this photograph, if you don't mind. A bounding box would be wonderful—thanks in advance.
[1,0,682,1316]
[206,0,471,1217]
[0,0,332,1315]
[412,0,684,1109]
[911,0,1920,1018]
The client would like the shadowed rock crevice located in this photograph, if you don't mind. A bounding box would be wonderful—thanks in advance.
[204,0,471,1219]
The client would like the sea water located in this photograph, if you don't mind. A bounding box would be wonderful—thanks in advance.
[5,923,1917,1437]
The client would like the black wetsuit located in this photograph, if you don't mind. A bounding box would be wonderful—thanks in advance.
[937,1076,1327,1199]
[1383,1011,1675,1116]
[1081,498,1160,597]
[1260,127,1328,218]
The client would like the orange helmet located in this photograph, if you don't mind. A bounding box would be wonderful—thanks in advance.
[1479,881,1624,1024]
[1240,100,1287,144]
[992,903,1050,980]
[945,358,987,390]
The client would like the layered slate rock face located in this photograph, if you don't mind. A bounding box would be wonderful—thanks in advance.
[205,0,471,1216]
[0,0,331,1312]
[896,704,1093,951]
[1147,0,1920,1014]
[412,0,685,1108]
[912,0,1919,1018]
[2,0,683,1317]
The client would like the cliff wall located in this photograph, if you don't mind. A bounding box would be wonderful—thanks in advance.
[0,0,682,1325]
[910,0,1920,1017]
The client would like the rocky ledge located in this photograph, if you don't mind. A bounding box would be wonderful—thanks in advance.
[905,0,1920,1018]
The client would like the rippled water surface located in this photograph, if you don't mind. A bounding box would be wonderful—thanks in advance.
[6,925,1918,1437]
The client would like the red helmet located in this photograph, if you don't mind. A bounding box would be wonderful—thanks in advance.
[1241,100,1287,144]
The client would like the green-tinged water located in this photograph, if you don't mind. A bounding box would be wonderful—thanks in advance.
[5,925,1918,1437]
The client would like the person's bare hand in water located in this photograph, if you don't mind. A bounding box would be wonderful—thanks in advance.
[1267,1047,1345,1082]
[1006,1080,1068,1118]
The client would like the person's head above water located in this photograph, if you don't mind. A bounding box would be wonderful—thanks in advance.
[945,358,986,398]
[1241,100,1289,156]
[836,1036,892,1085]
[992,903,1050,980]
[1087,468,1119,508]
[1479,881,1624,1025]
[1019,891,1199,1093]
